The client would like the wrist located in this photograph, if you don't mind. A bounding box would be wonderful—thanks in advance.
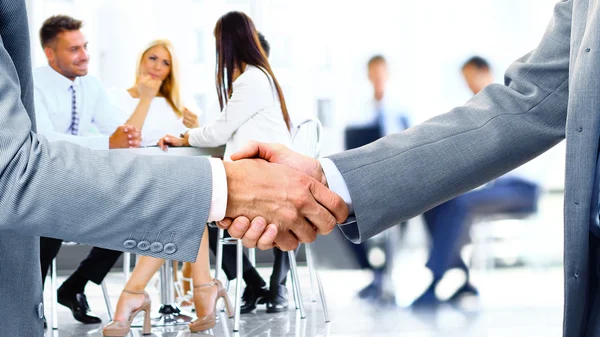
[139,95,153,104]
[182,131,191,146]
[312,160,327,187]
[108,134,118,149]
[223,162,238,218]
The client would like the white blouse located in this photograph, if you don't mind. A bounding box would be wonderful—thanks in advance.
[187,65,291,161]
[107,89,188,147]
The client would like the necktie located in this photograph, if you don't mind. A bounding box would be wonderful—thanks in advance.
[68,85,79,135]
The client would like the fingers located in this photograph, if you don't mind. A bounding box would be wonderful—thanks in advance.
[286,215,318,243]
[309,179,349,226]
[217,218,233,230]
[161,134,182,147]
[230,141,281,161]
[302,200,338,236]
[240,217,267,248]
[257,224,278,250]
[227,216,251,239]
[128,139,141,148]
[157,137,168,151]
[274,229,300,251]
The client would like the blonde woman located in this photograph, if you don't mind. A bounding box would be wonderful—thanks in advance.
[109,38,198,301]
[102,40,202,336]
[102,12,292,336]
[108,39,200,145]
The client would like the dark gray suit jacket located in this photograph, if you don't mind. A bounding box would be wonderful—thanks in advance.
[331,1,597,335]
[0,2,212,336]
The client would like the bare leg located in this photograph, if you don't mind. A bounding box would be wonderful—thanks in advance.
[112,256,165,321]
[191,226,217,317]
[182,262,193,294]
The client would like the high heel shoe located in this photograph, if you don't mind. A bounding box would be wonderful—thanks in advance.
[188,279,233,332]
[102,290,152,337]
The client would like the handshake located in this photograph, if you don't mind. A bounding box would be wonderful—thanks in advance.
[218,142,349,251]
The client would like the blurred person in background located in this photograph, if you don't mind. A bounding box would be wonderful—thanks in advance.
[34,15,141,327]
[206,31,296,315]
[344,55,411,304]
[104,11,292,335]
[411,56,541,309]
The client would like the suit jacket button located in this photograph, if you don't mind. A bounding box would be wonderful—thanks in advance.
[164,243,177,254]
[37,302,44,319]
[150,242,164,253]
[123,239,137,249]
[137,241,151,251]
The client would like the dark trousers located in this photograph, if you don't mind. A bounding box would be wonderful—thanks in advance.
[40,237,122,288]
[345,222,407,273]
[423,177,539,281]
[207,226,290,287]
[586,233,600,336]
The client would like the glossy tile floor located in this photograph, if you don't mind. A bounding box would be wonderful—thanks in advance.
[43,264,565,337]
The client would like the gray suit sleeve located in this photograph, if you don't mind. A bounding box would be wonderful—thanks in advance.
[0,0,210,262]
[330,0,573,243]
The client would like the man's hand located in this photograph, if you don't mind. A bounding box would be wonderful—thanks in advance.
[222,159,347,250]
[231,141,328,186]
[109,125,142,149]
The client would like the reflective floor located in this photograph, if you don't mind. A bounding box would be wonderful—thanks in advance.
[44,265,564,337]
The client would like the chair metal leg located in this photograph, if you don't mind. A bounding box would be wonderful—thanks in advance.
[234,239,243,332]
[249,248,256,268]
[306,243,330,322]
[288,250,306,319]
[305,243,317,302]
[314,263,330,322]
[51,258,58,330]
[123,252,131,284]
[216,228,224,281]
[101,281,113,321]
[290,255,300,310]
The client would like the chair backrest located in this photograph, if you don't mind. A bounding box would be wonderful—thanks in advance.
[290,118,323,159]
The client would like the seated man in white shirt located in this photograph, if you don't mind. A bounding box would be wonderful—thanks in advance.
[34,15,141,326]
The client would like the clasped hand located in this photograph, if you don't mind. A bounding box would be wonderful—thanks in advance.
[218,142,347,251]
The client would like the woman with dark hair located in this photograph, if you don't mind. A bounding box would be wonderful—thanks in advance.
[103,11,292,336]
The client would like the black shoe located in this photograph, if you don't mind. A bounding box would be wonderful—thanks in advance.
[447,282,479,309]
[240,286,269,314]
[410,283,441,312]
[357,281,382,300]
[57,291,102,324]
[266,285,289,313]
[43,316,47,330]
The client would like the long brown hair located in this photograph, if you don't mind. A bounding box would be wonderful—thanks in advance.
[213,11,291,130]
[135,39,182,117]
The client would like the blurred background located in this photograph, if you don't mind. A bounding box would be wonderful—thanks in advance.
[31,1,568,335]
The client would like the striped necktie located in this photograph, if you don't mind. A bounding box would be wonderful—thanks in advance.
[68,85,79,135]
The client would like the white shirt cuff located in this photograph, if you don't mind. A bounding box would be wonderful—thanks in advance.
[319,158,354,215]
[208,158,227,222]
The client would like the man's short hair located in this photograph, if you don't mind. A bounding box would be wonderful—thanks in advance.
[39,15,83,48]
[257,32,270,58]
[462,56,490,71]
[367,54,387,68]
